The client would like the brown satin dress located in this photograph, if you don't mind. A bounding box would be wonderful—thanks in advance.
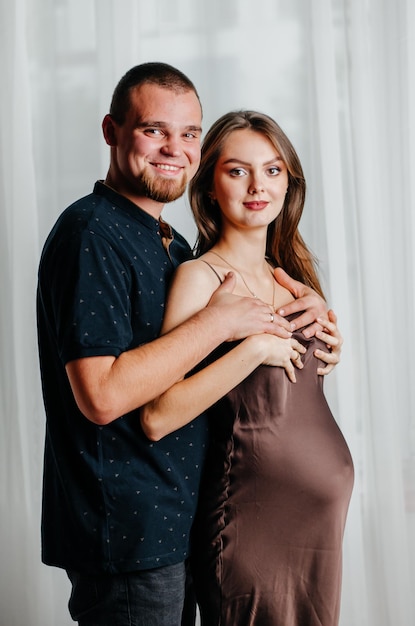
[191,331,354,626]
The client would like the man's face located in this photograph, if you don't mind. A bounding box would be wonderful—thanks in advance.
[104,83,202,217]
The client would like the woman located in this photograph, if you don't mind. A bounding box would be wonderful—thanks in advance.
[141,110,353,625]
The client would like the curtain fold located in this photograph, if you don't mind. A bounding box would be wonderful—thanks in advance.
[308,3,371,624]
[1,1,413,624]
[0,1,60,625]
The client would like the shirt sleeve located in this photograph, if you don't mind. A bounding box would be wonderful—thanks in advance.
[49,229,133,364]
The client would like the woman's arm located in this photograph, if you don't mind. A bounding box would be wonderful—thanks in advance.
[140,260,305,441]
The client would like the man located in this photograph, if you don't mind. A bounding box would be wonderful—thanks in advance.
[37,62,337,626]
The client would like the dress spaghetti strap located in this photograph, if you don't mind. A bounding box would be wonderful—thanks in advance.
[199,260,223,285]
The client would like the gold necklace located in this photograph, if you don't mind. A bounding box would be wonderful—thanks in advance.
[209,250,275,307]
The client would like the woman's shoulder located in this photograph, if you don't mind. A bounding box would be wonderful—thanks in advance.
[174,256,224,286]
[163,257,223,332]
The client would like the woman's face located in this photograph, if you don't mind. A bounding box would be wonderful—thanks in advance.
[211,128,289,233]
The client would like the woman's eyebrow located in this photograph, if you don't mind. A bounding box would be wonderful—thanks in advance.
[222,156,283,166]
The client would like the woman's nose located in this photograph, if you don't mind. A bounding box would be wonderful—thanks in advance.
[248,178,265,194]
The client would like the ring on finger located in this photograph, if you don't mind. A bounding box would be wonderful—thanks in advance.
[270,312,274,323]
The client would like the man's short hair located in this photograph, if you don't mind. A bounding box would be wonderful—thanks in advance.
[109,62,200,124]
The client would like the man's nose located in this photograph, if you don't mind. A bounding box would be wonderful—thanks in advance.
[160,137,181,157]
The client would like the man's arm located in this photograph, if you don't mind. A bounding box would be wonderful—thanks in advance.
[66,264,333,426]
[66,272,290,425]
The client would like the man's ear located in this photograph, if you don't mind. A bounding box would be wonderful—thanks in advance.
[102,114,117,146]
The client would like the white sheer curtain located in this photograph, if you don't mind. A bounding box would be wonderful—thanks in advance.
[1,0,413,624]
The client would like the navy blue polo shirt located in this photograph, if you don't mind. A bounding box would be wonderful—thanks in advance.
[37,181,209,574]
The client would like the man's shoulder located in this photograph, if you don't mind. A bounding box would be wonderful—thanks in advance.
[39,188,115,268]
[61,187,112,225]
[48,186,121,240]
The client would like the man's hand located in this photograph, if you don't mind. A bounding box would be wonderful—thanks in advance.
[208,272,293,340]
[273,268,342,373]
[314,310,343,375]
[273,267,327,338]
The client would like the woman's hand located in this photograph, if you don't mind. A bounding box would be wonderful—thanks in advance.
[250,334,306,383]
[314,310,343,375]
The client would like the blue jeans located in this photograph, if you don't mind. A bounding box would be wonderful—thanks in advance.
[67,562,190,626]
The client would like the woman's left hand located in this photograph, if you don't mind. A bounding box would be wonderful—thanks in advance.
[314,310,343,375]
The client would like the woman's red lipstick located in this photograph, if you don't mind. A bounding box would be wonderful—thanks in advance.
[243,201,269,210]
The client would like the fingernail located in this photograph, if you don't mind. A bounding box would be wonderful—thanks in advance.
[290,322,296,330]
[279,309,285,315]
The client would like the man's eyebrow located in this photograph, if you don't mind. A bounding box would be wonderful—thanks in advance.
[136,120,164,128]
[222,156,283,166]
[136,120,202,132]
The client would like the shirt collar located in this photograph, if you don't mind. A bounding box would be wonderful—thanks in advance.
[93,180,168,233]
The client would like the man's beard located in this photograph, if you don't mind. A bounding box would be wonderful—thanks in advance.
[138,168,188,203]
